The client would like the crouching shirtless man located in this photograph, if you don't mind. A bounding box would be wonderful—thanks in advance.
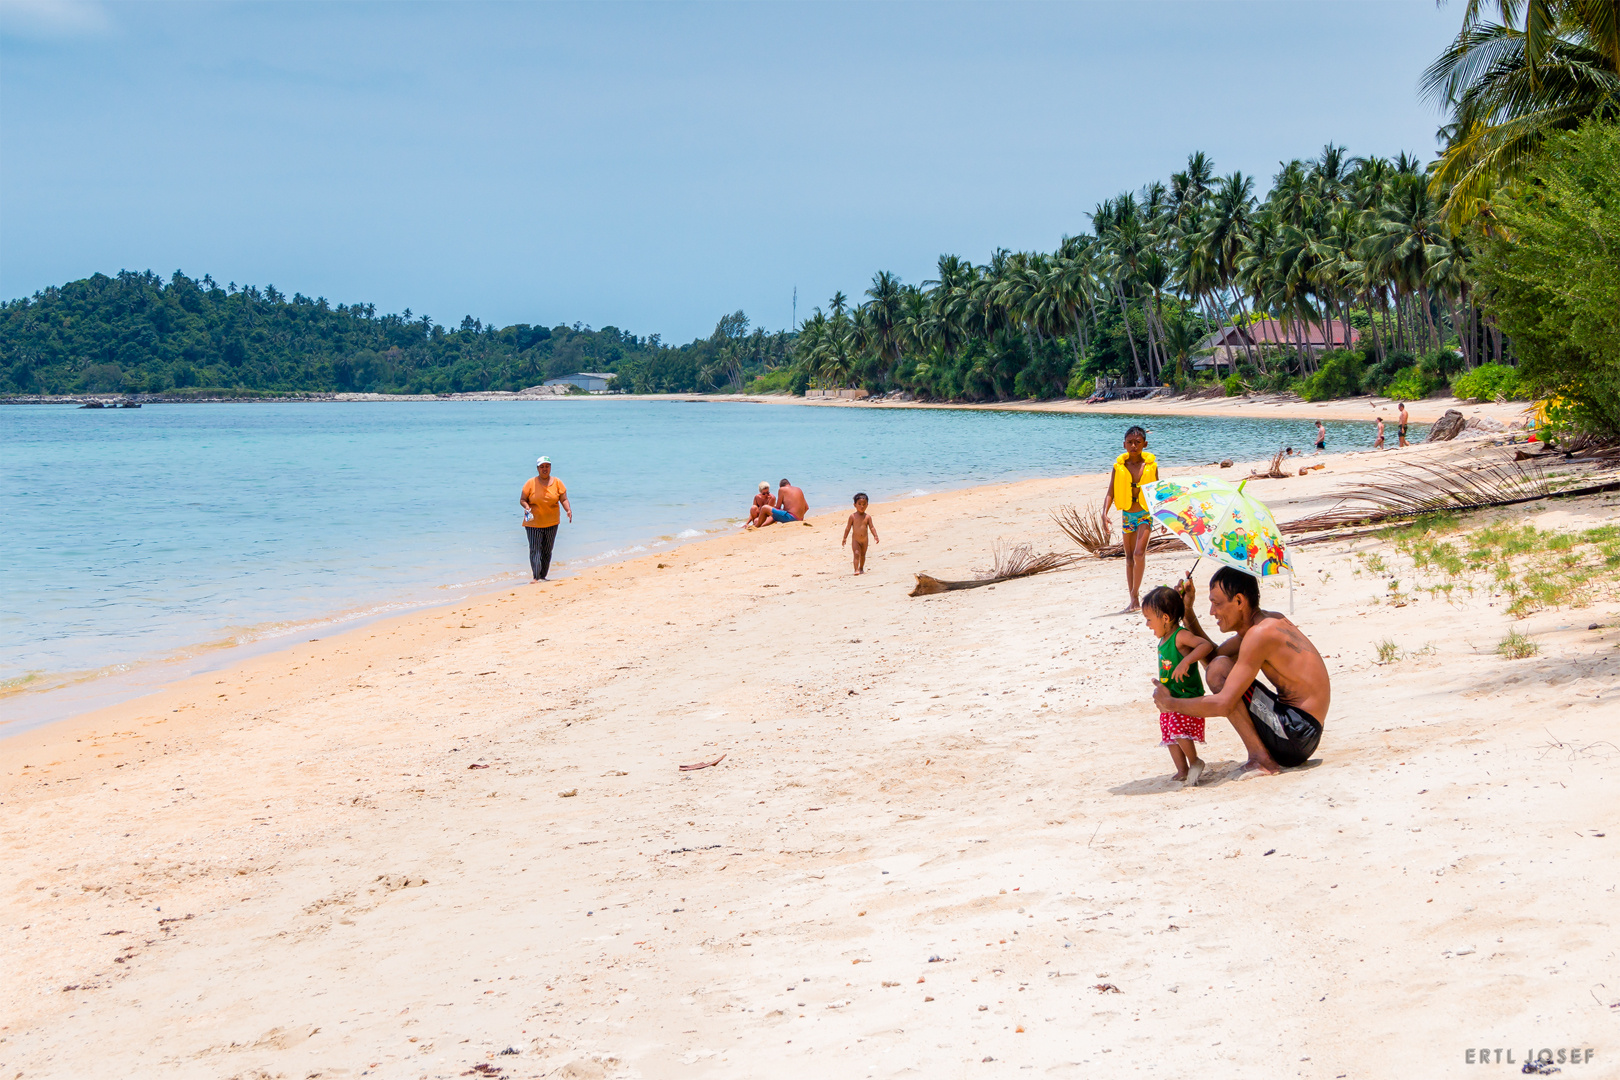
[1151,566,1330,776]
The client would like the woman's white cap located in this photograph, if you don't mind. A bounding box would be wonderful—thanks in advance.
[536,456,552,466]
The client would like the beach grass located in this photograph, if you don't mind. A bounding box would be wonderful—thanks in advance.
[1376,516,1620,619]
[1497,628,1540,659]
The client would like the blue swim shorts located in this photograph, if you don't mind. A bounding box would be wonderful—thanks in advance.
[1122,509,1151,531]
[771,507,799,523]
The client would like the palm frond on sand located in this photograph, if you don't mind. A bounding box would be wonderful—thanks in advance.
[1051,504,1183,558]
[909,543,1080,597]
[1247,447,1299,479]
[1280,455,1551,535]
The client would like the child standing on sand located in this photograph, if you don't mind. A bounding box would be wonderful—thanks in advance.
[1102,425,1157,611]
[1141,585,1213,786]
[842,493,880,575]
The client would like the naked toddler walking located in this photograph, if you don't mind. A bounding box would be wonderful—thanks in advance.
[842,493,880,574]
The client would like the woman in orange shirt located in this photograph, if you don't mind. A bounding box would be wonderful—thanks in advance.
[520,456,572,581]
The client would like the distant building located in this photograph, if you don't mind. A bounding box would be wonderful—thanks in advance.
[1197,319,1360,367]
[543,372,618,393]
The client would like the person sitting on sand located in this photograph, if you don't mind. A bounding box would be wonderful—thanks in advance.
[1141,585,1214,786]
[1102,425,1156,611]
[772,479,809,523]
[842,493,880,575]
[745,481,777,528]
[1152,566,1328,776]
[1374,415,1386,450]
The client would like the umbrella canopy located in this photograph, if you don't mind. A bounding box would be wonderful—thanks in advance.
[1143,476,1292,578]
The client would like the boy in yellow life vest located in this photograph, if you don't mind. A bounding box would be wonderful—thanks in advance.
[1100,425,1156,611]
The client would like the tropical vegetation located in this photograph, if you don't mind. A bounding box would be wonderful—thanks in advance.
[784,145,1505,403]
[0,270,792,396]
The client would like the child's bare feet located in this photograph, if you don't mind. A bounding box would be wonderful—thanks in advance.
[1184,760,1205,787]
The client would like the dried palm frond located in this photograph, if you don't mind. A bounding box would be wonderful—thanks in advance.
[1549,432,1620,461]
[1051,503,1182,558]
[1279,454,1550,534]
[909,543,1080,597]
[1052,504,1114,554]
[1248,447,1296,480]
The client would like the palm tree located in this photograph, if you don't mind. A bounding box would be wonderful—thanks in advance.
[1362,176,1447,352]
[1424,0,1620,227]
[863,271,906,383]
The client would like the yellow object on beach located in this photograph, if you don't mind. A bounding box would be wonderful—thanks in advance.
[1112,451,1157,511]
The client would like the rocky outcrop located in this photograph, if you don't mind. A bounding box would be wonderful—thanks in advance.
[1427,409,1467,441]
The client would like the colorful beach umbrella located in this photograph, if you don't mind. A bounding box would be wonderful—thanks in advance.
[1143,476,1292,579]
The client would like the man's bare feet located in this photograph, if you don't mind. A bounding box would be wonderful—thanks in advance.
[1234,757,1282,778]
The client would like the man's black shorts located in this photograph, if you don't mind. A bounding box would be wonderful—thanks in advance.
[1242,680,1323,766]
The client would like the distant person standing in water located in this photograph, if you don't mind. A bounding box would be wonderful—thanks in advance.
[1397,402,1410,447]
[1374,415,1386,449]
[1102,425,1156,612]
[1313,420,1327,454]
[520,456,571,582]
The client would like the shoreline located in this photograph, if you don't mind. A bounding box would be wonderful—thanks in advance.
[4,439,1616,1076]
[4,390,1529,426]
[4,404,1432,737]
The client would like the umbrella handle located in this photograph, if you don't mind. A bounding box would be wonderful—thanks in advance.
[1181,557,1200,585]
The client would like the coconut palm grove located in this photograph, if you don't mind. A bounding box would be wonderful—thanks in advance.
[3,1,1616,434]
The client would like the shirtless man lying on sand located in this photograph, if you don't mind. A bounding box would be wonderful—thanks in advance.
[747,479,809,528]
[1151,565,1329,776]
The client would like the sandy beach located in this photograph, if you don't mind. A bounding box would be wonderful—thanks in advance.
[4,437,1617,1079]
[646,391,1531,427]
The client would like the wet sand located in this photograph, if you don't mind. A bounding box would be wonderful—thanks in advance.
[3,437,1615,1079]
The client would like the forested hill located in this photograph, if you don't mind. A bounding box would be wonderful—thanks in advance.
[0,270,794,396]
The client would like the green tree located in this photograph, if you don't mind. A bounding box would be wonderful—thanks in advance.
[1474,120,1620,434]
[1425,0,1620,227]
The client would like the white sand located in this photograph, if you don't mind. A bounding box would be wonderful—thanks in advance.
[3,439,1616,1079]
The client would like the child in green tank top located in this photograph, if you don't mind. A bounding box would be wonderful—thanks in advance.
[1141,585,1214,787]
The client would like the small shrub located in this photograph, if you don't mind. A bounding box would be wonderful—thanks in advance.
[1223,372,1245,397]
[1365,350,1416,391]
[748,369,798,395]
[1420,348,1465,380]
[1387,366,1438,400]
[1497,629,1539,659]
[1451,363,1524,402]
[1299,350,1367,401]
[1066,372,1095,399]
[1375,640,1401,664]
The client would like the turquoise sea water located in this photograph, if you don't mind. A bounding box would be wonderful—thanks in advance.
[0,401,1398,727]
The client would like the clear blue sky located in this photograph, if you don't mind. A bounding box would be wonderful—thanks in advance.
[2,1,1460,342]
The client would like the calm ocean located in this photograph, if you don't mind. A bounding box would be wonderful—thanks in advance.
[0,400,1394,728]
